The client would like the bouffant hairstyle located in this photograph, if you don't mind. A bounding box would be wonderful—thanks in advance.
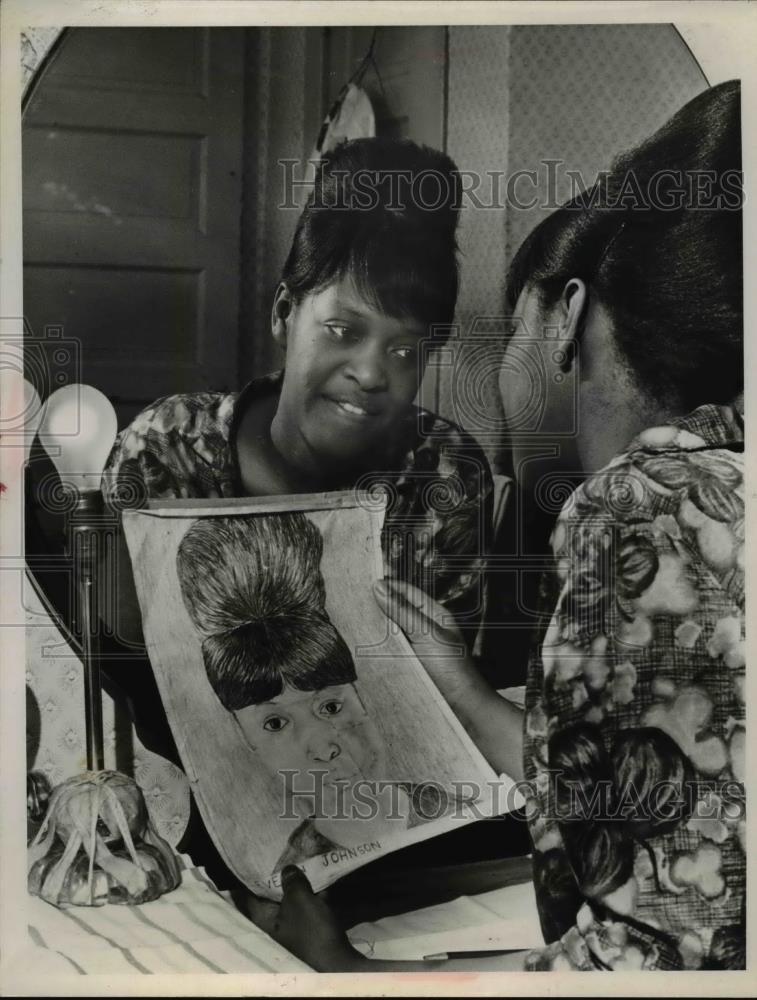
[176,513,356,711]
[281,137,462,330]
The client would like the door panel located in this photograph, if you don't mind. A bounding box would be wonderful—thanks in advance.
[23,27,244,425]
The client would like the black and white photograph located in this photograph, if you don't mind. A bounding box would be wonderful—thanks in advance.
[0,0,753,993]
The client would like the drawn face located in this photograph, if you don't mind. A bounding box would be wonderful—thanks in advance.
[234,682,386,792]
[273,277,427,471]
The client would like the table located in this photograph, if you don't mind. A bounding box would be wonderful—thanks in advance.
[17,860,542,975]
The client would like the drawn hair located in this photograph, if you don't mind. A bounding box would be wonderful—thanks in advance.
[505,81,742,410]
[176,514,356,711]
[281,137,462,329]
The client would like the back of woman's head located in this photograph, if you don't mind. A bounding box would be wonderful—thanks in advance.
[282,137,462,329]
[506,81,742,411]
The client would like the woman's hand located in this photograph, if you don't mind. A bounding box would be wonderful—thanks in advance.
[374,579,525,782]
[373,579,478,702]
[241,867,466,973]
[374,577,497,720]
[240,867,368,972]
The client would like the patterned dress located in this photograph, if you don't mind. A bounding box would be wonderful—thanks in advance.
[523,404,745,970]
[101,371,493,635]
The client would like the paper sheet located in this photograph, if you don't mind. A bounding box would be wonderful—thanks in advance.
[347,880,543,961]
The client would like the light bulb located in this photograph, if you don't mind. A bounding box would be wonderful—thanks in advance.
[22,379,46,464]
[38,384,118,492]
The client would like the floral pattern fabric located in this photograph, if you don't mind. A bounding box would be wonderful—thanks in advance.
[101,371,493,634]
[523,404,745,971]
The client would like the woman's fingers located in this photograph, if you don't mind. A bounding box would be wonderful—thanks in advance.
[374,579,427,637]
[373,579,465,656]
[374,579,445,634]
[280,864,313,902]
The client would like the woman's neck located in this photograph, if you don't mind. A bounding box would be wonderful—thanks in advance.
[236,392,345,495]
[578,389,680,474]
[269,406,354,491]
[577,317,684,473]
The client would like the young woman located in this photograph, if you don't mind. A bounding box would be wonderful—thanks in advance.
[256,81,745,972]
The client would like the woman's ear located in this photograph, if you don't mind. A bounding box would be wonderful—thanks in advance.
[556,278,588,373]
[271,283,294,348]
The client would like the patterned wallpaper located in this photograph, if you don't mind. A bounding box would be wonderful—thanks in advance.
[441,26,512,466]
[506,24,707,268]
[25,580,190,845]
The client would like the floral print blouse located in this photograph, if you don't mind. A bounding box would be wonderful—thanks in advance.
[523,404,745,970]
[101,371,493,636]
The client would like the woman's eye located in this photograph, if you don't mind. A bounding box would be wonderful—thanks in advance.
[319,700,343,717]
[325,323,355,342]
[392,346,416,362]
[263,716,288,732]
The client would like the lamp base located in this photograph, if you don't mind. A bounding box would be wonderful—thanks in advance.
[27,771,182,908]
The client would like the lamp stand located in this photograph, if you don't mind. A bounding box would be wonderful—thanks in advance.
[68,490,107,771]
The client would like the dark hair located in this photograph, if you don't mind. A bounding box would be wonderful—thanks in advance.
[281,137,462,329]
[548,723,695,901]
[176,514,356,711]
[506,81,742,410]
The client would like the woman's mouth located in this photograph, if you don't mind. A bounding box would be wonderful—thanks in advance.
[326,397,379,421]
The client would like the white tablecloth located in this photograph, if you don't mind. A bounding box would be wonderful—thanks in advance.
[19,865,309,975]
[18,862,541,975]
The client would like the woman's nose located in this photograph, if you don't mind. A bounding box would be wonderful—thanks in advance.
[344,344,388,392]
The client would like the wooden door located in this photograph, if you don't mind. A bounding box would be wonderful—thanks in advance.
[23,27,244,427]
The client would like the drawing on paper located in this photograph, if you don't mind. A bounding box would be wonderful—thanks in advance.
[123,495,508,898]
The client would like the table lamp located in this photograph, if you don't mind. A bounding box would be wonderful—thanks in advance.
[28,384,183,908]
[37,384,118,770]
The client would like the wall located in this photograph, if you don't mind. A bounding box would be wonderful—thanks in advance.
[506,24,708,270]
[441,25,512,467]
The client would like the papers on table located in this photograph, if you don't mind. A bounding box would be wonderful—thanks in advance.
[347,878,543,961]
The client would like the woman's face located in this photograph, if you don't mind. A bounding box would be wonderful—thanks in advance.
[499,285,581,494]
[234,681,386,793]
[273,276,427,473]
